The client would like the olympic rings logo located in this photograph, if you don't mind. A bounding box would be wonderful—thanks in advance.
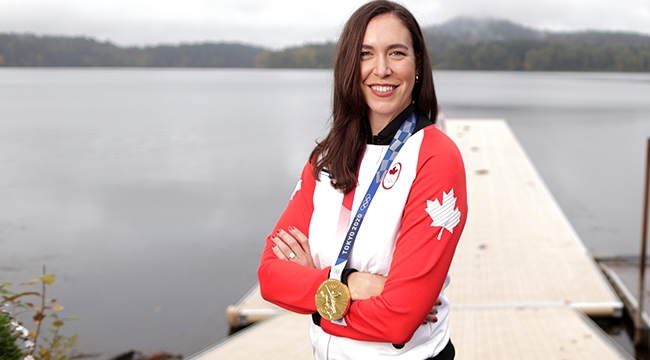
[360,194,372,210]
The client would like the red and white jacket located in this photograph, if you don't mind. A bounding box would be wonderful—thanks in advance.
[258,110,467,359]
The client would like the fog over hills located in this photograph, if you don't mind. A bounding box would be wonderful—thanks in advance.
[425,17,547,45]
[423,17,650,49]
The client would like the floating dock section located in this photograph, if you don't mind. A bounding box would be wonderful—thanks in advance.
[189,119,628,359]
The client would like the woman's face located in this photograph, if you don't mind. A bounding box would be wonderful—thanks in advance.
[360,13,417,128]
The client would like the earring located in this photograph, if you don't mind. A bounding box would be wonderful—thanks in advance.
[415,75,419,83]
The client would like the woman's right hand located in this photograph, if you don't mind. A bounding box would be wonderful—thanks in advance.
[347,272,386,300]
[347,272,441,323]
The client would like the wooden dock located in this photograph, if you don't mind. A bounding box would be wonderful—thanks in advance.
[188,119,629,359]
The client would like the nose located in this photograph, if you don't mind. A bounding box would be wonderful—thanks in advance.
[373,55,392,78]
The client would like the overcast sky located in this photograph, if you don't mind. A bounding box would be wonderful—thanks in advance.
[2,0,650,49]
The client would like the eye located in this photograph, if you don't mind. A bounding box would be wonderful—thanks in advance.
[390,50,406,56]
[360,51,371,58]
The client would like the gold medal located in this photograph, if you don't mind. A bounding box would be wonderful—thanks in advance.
[315,279,351,321]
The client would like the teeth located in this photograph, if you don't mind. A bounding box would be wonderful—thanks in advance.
[371,86,395,93]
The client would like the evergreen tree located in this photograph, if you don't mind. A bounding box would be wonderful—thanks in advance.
[0,312,22,360]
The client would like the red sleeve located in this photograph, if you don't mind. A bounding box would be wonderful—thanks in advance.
[258,161,331,314]
[321,130,468,344]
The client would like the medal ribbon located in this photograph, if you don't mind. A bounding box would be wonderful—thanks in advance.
[330,113,417,281]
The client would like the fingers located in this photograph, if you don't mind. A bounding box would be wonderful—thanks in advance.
[423,299,442,324]
[271,238,290,260]
[288,226,311,255]
[422,308,439,324]
[271,229,296,260]
[425,314,438,323]
[276,229,302,257]
[270,227,315,268]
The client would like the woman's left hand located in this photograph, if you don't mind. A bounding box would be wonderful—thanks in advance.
[422,298,442,324]
[271,226,315,268]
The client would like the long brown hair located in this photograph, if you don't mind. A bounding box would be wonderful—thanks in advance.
[309,0,437,193]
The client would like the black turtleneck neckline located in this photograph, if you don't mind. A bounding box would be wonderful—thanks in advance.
[367,104,433,145]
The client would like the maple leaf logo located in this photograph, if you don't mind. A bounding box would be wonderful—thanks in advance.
[426,189,461,240]
[382,163,402,190]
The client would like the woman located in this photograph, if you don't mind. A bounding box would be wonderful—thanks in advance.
[258,1,467,359]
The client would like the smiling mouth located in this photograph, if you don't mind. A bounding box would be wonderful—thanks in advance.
[371,85,396,93]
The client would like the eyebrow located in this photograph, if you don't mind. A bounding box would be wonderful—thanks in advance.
[361,43,410,51]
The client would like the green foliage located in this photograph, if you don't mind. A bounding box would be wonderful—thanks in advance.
[256,42,335,68]
[429,39,650,72]
[134,43,264,67]
[1,268,78,360]
[0,34,264,67]
[0,312,22,360]
[520,41,650,71]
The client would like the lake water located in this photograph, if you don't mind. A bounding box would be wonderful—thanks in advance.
[1,69,649,357]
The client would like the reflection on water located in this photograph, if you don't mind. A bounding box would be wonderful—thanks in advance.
[0,69,649,356]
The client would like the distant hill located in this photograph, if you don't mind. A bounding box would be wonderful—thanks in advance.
[0,34,264,67]
[421,18,650,71]
[1,18,650,71]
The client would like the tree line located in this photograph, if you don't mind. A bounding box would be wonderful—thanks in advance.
[430,40,650,72]
[1,32,649,72]
[0,34,264,67]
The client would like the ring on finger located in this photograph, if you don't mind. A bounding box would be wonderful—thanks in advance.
[289,252,296,259]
